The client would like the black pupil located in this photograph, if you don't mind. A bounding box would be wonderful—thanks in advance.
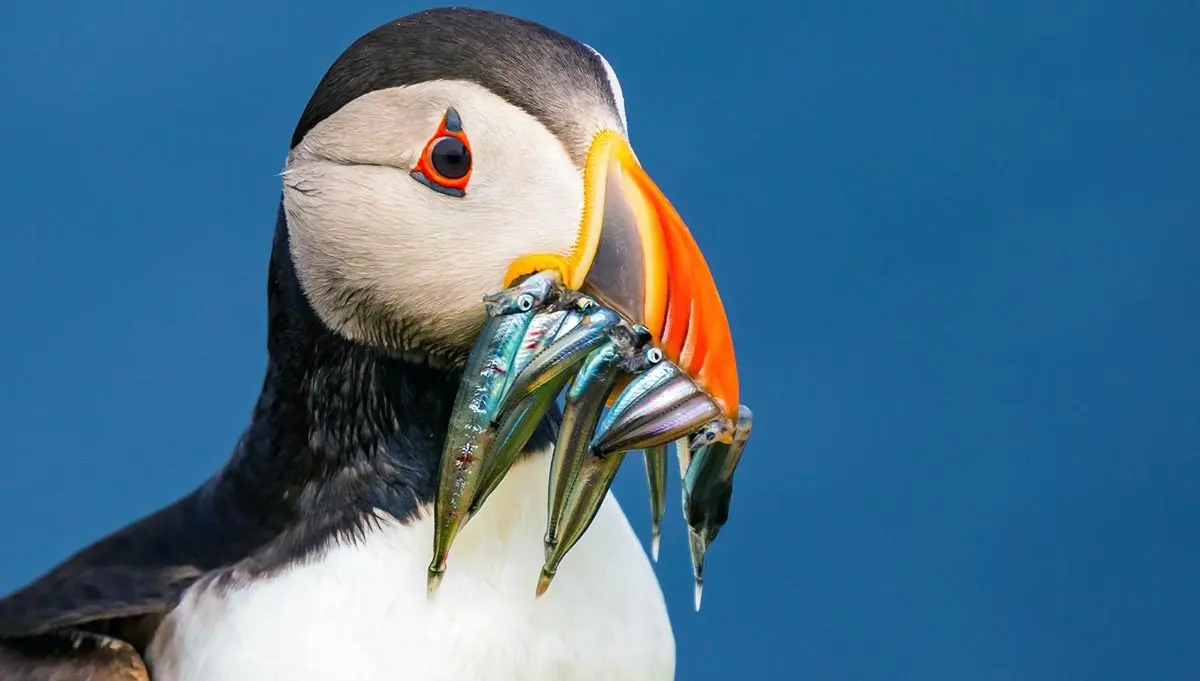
[430,137,470,179]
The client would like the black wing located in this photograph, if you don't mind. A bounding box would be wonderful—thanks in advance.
[0,537,197,681]
[0,629,152,681]
[0,481,272,680]
[0,561,200,641]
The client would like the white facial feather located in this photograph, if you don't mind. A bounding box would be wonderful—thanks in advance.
[281,80,593,354]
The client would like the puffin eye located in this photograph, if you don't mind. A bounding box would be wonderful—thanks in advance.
[411,107,473,197]
[429,138,471,179]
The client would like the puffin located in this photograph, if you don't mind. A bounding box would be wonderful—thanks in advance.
[0,7,736,681]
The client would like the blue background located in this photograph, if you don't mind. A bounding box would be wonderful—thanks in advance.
[1,1,1197,679]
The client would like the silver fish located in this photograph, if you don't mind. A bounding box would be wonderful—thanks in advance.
[428,277,559,594]
[596,389,721,455]
[543,339,629,561]
[470,371,570,518]
[481,270,561,316]
[673,440,694,604]
[469,302,607,520]
[537,337,659,594]
[465,313,568,507]
[681,405,753,610]
[602,361,677,421]
[643,444,669,561]
[675,436,694,506]
[590,364,692,453]
[537,448,627,597]
[507,310,569,383]
[494,304,621,422]
[687,418,731,451]
[550,305,584,340]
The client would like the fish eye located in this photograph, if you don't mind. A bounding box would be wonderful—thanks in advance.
[516,293,535,311]
[646,347,663,363]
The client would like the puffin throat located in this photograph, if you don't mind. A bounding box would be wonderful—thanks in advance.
[211,203,559,574]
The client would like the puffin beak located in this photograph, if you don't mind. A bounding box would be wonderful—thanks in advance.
[504,130,739,421]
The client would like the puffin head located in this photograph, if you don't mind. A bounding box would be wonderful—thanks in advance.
[281,7,738,415]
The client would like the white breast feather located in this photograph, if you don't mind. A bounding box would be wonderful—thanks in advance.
[147,450,676,681]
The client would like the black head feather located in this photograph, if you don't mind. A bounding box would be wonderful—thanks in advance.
[291,7,620,161]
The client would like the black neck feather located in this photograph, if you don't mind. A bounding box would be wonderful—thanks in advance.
[198,201,556,575]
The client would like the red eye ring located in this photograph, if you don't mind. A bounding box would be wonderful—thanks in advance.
[411,108,473,197]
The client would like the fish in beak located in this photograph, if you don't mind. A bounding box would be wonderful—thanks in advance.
[504,129,739,429]
[430,129,751,602]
